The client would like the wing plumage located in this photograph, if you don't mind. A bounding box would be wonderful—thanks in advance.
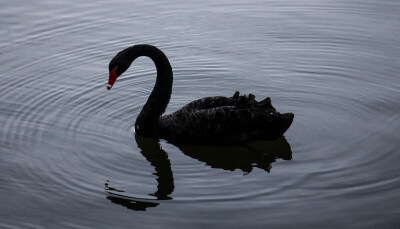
[158,91,293,144]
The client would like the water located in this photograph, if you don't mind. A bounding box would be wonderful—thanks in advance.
[1,0,399,228]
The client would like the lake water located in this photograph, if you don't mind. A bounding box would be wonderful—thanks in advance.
[1,0,399,228]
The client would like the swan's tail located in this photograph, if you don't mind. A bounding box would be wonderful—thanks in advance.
[230,91,294,139]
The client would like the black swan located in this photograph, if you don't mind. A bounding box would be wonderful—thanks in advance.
[107,44,294,144]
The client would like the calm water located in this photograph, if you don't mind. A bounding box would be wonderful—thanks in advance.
[1,0,399,228]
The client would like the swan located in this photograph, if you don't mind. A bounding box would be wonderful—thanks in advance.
[107,44,294,144]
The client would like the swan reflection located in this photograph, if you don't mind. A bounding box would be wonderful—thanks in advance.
[177,137,291,174]
[105,135,174,211]
[106,134,292,211]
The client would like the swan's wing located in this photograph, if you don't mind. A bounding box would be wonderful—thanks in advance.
[181,91,275,111]
[159,106,249,143]
[182,96,235,110]
[159,93,293,144]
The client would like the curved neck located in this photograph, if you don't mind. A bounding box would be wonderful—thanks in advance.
[127,45,173,137]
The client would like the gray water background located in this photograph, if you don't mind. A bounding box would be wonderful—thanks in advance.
[1,0,399,228]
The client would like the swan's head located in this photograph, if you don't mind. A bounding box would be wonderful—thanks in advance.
[107,51,132,90]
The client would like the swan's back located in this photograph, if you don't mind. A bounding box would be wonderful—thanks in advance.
[158,91,294,144]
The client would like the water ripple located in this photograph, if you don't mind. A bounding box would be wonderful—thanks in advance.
[1,0,400,227]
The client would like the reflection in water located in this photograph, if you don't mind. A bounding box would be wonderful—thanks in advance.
[106,134,292,211]
[105,135,174,211]
[106,195,159,211]
[177,137,292,174]
[134,135,175,200]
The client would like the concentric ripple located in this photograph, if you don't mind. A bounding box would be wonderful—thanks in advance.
[1,0,400,228]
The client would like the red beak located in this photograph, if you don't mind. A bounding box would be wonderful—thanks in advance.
[107,67,118,90]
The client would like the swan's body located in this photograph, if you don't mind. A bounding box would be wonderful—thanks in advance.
[107,44,293,144]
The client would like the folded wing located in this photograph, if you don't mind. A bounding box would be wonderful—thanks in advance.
[158,91,293,144]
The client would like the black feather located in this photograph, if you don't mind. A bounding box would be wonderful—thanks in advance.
[108,44,294,144]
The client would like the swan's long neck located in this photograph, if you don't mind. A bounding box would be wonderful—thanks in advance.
[127,45,173,137]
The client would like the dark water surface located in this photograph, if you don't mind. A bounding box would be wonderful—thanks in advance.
[1,0,399,228]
